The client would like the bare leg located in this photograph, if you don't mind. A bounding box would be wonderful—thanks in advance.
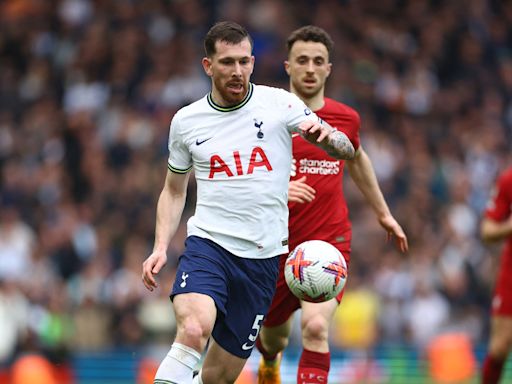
[200,338,248,384]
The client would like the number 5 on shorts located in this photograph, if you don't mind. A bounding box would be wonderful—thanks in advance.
[242,314,264,350]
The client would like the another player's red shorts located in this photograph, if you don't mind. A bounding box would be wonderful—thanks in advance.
[491,244,512,316]
[263,243,350,327]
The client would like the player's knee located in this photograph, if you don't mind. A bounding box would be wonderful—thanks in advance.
[273,335,289,353]
[490,342,510,359]
[490,333,512,358]
[178,317,212,344]
[301,315,329,343]
[260,332,289,354]
[266,337,289,354]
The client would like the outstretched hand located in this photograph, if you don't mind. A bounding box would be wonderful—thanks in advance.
[289,176,316,203]
[379,215,408,253]
[142,250,168,291]
[298,120,330,144]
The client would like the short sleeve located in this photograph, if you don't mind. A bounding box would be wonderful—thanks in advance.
[278,89,320,132]
[167,115,192,174]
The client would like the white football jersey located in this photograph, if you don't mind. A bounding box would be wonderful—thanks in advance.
[168,84,319,259]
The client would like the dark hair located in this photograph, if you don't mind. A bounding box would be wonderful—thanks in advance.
[286,25,334,58]
[204,21,253,57]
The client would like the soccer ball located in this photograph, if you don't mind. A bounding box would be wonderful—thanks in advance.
[284,240,348,303]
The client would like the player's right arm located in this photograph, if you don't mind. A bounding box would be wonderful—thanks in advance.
[142,169,190,291]
[481,215,512,243]
[289,176,316,203]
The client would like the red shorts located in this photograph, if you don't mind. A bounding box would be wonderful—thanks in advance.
[492,247,512,316]
[263,243,350,327]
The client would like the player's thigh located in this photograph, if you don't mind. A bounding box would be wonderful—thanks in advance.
[212,255,279,358]
[171,236,233,342]
[489,316,512,354]
[173,292,217,334]
[201,338,248,384]
[300,298,338,334]
[171,236,230,316]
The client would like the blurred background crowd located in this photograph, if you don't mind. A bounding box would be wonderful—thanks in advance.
[1,0,512,382]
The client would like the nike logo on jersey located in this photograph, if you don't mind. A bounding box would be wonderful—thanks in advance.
[196,137,212,145]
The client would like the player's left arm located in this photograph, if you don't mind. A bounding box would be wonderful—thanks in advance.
[480,175,512,243]
[298,119,355,160]
[346,147,408,252]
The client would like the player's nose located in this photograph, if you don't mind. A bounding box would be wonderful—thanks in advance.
[233,62,242,76]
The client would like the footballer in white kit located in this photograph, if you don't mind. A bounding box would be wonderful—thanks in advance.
[169,82,319,358]
[143,22,356,384]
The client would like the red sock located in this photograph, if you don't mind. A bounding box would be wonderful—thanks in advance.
[297,348,330,384]
[256,337,278,362]
[482,355,505,384]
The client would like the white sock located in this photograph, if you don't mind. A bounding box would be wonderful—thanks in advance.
[154,343,201,384]
[192,369,203,384]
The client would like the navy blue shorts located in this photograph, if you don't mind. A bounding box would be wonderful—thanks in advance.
[171,236,280,359]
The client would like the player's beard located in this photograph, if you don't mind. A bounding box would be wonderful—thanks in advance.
[214,77,249,106]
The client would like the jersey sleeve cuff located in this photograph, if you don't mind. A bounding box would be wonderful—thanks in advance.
[168,163,192,174]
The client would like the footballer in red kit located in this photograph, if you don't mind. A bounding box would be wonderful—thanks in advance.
[481,167,512,384]
[266,98,360,329]
[257,25,408,384]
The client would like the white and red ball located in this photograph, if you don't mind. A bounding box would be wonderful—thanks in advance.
[284,240,348,303]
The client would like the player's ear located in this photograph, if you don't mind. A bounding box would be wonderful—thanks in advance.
[250,55,255,74]
[202,57,213,77]
[326,62,332,78]
[284,60,291,75]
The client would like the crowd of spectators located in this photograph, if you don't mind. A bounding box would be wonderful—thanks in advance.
[1,0,511,376]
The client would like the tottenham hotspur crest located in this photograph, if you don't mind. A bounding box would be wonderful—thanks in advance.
[254,119,264,139]
[180,272,189,288]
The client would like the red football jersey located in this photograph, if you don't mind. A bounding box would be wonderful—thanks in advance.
[485,167,512,315]
[288,97,361,260]
[485,167,512,258]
